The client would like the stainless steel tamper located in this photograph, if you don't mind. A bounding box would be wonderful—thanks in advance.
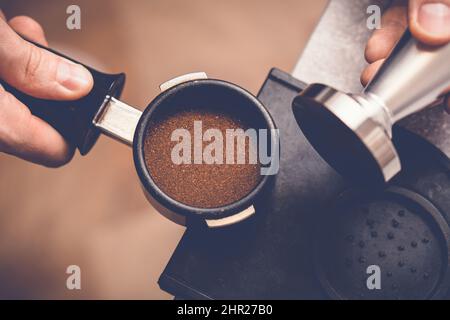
[292,29,450,185]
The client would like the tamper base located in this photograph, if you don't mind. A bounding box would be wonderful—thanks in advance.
[292,84,401,185]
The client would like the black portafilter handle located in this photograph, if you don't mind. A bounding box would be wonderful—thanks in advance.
[0,38,126,155]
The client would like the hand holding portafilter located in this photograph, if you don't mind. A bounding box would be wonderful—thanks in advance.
[0,37,126,156]
[0,36,276,228]
[292,29,450,185]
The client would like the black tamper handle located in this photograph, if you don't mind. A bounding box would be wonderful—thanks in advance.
[0,38,126,155]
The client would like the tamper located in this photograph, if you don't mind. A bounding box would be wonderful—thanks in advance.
[292,29,450,185]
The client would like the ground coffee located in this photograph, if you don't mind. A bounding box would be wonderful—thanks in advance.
[144,107,261,208]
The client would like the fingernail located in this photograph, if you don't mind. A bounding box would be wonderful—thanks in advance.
[418,2,450,36]
[57,59,92,91]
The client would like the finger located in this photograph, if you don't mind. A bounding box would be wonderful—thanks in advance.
[365,1,408,63]
[0,18,93,100]
[409,0,450,46]
[361,59,385,86]
[0,10,5,20]
[8,16,48,46]
[0,83,74,167]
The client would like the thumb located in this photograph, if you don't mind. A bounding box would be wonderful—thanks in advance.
[0,18,93,100]
[409,0,450,46]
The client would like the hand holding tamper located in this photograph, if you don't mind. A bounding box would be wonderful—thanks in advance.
[292,29,450,185]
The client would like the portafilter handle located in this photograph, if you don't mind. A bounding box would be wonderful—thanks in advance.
[0,36,126,155]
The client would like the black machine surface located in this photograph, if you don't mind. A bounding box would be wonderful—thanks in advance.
[158,68,450,300]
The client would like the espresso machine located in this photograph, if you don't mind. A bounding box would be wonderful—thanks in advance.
[159,0,450,300]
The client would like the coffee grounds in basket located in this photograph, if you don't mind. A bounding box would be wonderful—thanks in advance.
[143,108,261,208]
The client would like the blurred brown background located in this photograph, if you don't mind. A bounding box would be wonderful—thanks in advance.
[0,0,326,299]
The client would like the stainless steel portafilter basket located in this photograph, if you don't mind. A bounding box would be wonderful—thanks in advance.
[292,29,450,185]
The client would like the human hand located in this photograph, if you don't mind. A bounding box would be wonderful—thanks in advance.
[361,0,450,109]
[0,11,93,167]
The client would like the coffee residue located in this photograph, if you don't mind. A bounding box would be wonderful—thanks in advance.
[144,108,261,208]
